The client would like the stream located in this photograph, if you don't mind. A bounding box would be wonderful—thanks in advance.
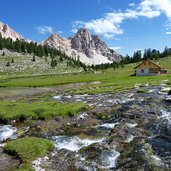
[0,82,171,170]
[0,81,100,99]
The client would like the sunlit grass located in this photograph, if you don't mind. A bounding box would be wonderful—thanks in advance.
[0,100,86,122]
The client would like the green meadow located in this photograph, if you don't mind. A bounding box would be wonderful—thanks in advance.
[0,56,170,94]
[0,57,171,171]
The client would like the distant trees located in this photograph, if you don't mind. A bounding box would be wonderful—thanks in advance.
[92,61,124,71]
[133,50,142,62]
[123,46,171,64]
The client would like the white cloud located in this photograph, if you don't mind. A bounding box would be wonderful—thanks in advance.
[36,26,54,35]
[139,0,171,18]
[110,46,122,50]
[58,30,63,34]
[165,19,171,33]
[134,48,144,51]
[113,37,121,41]
[165,31,171,35]
[129,3,136,7]
[72,0,171,38]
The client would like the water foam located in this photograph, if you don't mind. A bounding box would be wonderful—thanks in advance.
[52,136,105,152]
[0,125,17,141]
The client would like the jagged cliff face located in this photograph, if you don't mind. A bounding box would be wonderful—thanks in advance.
[42,28,122,65]
[71,28,121,61]
[71,28,95,57]
[0,21,25,41]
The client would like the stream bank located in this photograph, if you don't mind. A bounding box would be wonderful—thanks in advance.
[0,83,171,170]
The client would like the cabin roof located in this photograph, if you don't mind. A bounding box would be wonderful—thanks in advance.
[134,59,163,69]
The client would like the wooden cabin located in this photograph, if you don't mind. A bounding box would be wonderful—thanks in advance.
[134,59,167,76]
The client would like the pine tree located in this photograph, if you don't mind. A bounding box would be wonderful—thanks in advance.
[45,56,48,62]
[50,59,57,68]
[0,33,3,50]
[11,58,14,63]
[32,55,36,62]
[6,61,10,67]
[14,39,21,52]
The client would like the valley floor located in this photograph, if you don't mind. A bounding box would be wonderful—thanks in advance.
[0,56,171,171]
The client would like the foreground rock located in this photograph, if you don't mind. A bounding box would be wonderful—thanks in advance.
[0,148,20,171]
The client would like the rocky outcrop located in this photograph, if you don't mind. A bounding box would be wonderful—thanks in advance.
[0,21,26,41]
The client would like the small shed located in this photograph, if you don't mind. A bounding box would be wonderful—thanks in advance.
[134,59,167,76]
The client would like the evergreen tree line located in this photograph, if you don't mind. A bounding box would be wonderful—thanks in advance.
[92,61,124,70]
[0,33,87,70]
[123,47,171,64]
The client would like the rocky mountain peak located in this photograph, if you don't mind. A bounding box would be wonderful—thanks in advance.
[47,32,66,43]
[71,28,121,61]
[50,32,63,39]
[41,32,68,52]
[42,27,122,65]
[71,28,95,57]
[2,24,8,33]
[76,28,90,35]
[0,21,25,41]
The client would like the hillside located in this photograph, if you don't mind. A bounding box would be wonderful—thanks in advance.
[0,49,83,75]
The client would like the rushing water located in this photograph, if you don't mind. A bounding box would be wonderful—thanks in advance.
[1,82,171,170]
[51,136,106,152]
[49,84,171,170]
[0,125,17,141]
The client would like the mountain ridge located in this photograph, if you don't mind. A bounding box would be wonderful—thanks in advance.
[0,21,122,65]
[0,21,29,42]
[42,28,122,65]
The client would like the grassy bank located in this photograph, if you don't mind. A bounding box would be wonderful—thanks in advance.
[4,137,54,171]
[0,100,86,122]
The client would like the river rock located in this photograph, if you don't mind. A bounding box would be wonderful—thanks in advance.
[0,148,20,171]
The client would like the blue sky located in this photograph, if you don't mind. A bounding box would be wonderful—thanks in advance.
[0,0,171,56]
